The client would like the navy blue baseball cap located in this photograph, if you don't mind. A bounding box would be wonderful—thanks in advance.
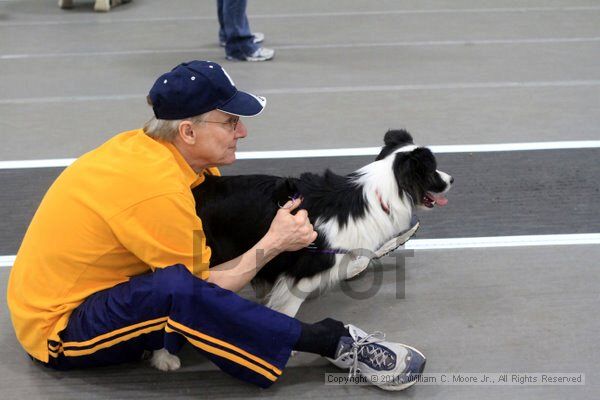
[148,60,266,120]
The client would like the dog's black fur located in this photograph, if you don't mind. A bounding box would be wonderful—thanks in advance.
[192,130,452,309]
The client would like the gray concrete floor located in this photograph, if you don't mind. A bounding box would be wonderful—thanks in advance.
[1,0,599,399]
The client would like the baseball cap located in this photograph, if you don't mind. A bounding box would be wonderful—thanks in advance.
[148,60,267,120]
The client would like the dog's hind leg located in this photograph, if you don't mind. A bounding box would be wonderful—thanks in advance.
[265,275,322,317]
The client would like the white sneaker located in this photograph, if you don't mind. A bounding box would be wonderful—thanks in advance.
[252,32,265,45]
[327,324,426,391]
[246,47,274,61]
[227,47,275,62]
[94,0,129,12]
[220,32,265,47]
[94,0,110,11]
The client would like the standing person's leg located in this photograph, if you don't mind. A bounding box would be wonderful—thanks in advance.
[220,0,273,61]
[217,0,227,48]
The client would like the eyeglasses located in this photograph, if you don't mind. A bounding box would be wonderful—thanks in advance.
[199,116,240,132]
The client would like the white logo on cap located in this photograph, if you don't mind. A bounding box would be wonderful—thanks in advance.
[249,94,267,107]
[220,67,236,87]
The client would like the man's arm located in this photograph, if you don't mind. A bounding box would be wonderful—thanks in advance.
[206,198,317,292]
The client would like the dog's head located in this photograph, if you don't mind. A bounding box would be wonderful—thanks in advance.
[376,129,453,210]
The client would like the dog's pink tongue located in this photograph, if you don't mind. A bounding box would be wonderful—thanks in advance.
[434,194,448,206]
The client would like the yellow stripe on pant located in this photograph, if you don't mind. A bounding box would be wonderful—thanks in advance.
[166,319,281,382]
[48,316,169,357]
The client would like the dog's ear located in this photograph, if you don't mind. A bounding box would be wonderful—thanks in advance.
[394,148,436,182]
[375,129,414,161]
[384,129,413,146]
[272,178,299,206]
[392,148,435,201]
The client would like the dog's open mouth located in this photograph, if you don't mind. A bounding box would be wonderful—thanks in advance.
[423,192,448,208]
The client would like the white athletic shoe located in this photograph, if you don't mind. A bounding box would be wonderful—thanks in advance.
[327,324,426,391]
[94,0,130,12]
[94,0,110,11]
[246,47,274,61]
[227,47,275,62]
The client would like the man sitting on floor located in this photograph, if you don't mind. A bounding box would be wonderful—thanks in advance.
[7,60,426,391]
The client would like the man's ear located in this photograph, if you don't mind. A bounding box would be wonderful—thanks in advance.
[178,120,196,145]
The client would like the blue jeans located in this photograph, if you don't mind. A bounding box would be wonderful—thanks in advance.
[217,0,259,59]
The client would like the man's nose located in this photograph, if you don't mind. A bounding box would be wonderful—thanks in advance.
[235,120,248,138]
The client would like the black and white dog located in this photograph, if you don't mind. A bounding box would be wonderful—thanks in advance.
[193,129,453,317]
[151,129,453,371]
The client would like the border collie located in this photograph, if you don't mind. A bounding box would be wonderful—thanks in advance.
[193,130,453,317]
[150,130,453,371]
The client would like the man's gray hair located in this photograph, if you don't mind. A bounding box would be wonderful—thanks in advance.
[143,96,206,142]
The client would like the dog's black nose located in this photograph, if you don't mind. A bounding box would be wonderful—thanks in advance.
[450,176,454,185]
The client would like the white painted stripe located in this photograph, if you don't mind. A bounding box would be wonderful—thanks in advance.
[277,36,600,50]
[258,80,600,95]
[404,234,600,251]
[0,256,15,268]
[0,158,77,169]
[0,140,598,169]
[429,141,600,154]
[2,6,599,26]
[2,80,600,105]
[237,141,600,159]
[0,94,141,105]
[2,233,599,267]
[0,48,220,60]
[236,148,382,160]
[3,37,599,60]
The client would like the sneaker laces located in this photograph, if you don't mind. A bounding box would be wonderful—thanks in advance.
[338,331,391,378]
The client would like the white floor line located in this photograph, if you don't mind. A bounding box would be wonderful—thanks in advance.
[1,140,599,169]
[3,37,599,60]
[1,256,15,268]
[0,158,77,169]
[404,233,600,251]
[2,233,599,267]
[276,37,600,50]
[2,6,599,26]
[258,80,600,95]
[236,141,600,159]
[2,80,600,106]
[0,48,220,60]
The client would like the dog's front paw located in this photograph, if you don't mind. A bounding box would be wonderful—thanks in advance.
[150,348,181,371]
[344,256,371,279]
[373,221,420,259]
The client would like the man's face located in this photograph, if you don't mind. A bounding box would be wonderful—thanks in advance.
[190,110,248,167]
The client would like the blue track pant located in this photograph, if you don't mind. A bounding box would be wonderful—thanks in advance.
[41,264,302,388]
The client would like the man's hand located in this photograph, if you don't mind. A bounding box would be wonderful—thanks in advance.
[266,198,318,252]
[207,198,317,292]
